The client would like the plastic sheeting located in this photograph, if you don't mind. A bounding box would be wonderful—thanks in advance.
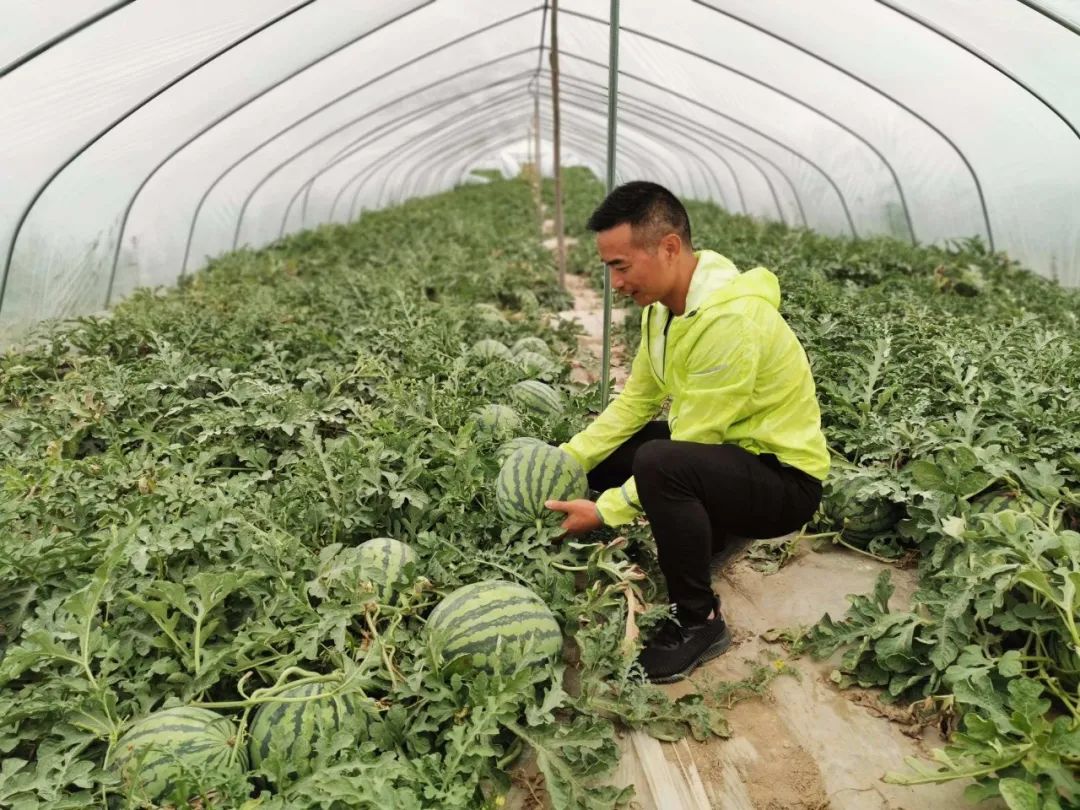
[2,0,1078,339]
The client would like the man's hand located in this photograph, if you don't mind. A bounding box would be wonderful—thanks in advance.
[545,499,603,535]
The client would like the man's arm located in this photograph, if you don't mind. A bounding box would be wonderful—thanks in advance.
[588,314,761,527]
[558,327,665,526]
[559,329,664,471]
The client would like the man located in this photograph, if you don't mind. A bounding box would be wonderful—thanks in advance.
[545,181,829,684]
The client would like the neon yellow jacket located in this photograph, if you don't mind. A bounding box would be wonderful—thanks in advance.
[560,250,829,526]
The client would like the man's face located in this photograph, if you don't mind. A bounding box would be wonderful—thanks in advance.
[596,223,675,307]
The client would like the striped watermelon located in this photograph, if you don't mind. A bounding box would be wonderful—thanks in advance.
[248,681,365,783]
[356,537,418,600]
[474,404,520,439]
[496,436,548,464]
[426,580,562,670]
[470,339,512,362]
[496,444,587,524]
[510,380,563,416]
[113,707,244,804]
[842,499,903,548]
[515,350,554,377]
[511,289,540,313]
[511,336,550,356]
[474,303,507,324]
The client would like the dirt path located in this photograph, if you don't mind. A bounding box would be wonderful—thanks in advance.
[513,271,1006,810]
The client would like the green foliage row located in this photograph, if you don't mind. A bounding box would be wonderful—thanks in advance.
[0,179,722,809]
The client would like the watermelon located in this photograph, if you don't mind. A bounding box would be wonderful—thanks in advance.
[515,350,554,377]
[474,404,520,439]
[842,499,903,547]
[356,536,418,600]
[511,336,550,356]
[248,681,365,783]
[496,436,548,464]
[511,288,540,313]
[496,444,587,524]
[470,339,512,362]
[509,380,563,416]
[426,579,562,670]
[474,303,507,324]
[113,707,244,803]
[819,467,904,549]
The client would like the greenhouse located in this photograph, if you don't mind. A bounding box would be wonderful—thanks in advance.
[1,2,1079,808]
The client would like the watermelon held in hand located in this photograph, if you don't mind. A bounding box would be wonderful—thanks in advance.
[470,339,513,362]
[496,436,548,464]
[248,681,367,784]
[426,579,563,671]
[356,537,419,601]
[496,444,587,525]
[509,380,563,416]
[113,707,244,804]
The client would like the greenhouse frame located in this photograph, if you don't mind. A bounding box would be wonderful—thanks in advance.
[2,2,1079,809]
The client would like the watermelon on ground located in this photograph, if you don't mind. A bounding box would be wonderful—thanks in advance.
[819,467,904,549]
[510,289,540,313]
[248,681,366,784]
[473,404,520,439]
[474,303,507,324]
[515,350,554,377]
[470,339,512,362]
[426,579,562,670]
[496,444,587,524]
[511,336,550,356]
[842,499,903,547]
[509,380,563,416]
[356,536,419,600]
[113,707,244,804]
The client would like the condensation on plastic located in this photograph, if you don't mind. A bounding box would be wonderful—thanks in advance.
[1,0,1078,339]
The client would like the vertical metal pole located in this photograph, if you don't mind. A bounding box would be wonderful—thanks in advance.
[549,0,567,289]
[533,92,543,236]
[601,0,620,408]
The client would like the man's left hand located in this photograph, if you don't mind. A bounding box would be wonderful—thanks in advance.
[545,498,603,535]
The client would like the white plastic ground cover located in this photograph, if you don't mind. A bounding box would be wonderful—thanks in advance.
[1,0,1078,339]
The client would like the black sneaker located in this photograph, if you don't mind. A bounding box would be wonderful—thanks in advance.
[637,602,732,684]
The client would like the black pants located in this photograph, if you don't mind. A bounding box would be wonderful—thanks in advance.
[588,421,822,623]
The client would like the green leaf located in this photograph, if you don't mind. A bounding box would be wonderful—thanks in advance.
[997,650,1023,678]
[997,777,1039,810]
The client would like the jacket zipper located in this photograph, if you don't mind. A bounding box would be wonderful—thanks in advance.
[661,310,674,379]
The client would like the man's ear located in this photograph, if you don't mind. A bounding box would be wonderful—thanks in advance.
[660,232,681,261]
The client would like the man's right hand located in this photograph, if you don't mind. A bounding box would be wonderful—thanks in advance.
[544,499,604,535]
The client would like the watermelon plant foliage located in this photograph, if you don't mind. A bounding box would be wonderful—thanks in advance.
[0,179,723,809]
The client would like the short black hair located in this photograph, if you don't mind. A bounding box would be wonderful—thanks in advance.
[585,181,692,250]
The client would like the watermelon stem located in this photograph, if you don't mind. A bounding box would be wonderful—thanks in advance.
[833,532,898,563]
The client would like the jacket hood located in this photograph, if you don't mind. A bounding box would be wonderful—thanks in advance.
[684,250,780,314]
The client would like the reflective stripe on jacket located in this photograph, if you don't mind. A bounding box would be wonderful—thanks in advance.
[560,250,830,526]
